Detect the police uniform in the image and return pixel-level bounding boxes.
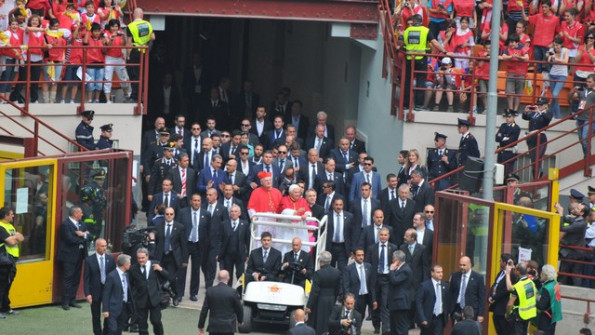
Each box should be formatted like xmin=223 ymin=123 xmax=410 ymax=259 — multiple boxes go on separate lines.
xmin=505 ymin=174 xmax=531 ymax=204
xmin=427 ymin=132 xmax=457 ymax=191
xmin=402 ymin=20 xmax=435 ymax=109
xmin=509 ymin=276 xmax=537 ymax=334
xmin=148 ymin=142 xmax=179 ymax=196
xmin=126 ymin=17 xmax=153 ymax=100
xmin=96 ymin=124 xmax=114 ymax=150
xmin=457 ymin=118 xmax=480 ymax=166
xmin=496 ymin=109 xmax=521 ymax=175
xmin=80 ymin=169 xmax=107 ymax=240
xmin=521 ymin=98 xmax=552 ymax=179
xmin=144 ymin=128 xmax=171 ymax=175
xmin=75 ymin=110 xmax=95 ymax=151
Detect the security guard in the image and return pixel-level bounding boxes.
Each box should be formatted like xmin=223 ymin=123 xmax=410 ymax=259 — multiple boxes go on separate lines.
xmin=457 ymin=118 xmax=480 ymax=167
xmin=505 ymin=173 xmax=531 ymax=205
xmin=96 ymin=124 xmax=114 ymax=150
xmin=126 ymin=8 xmax=155 ymax=100
xmin=144 ymin=127 xmax=171 ymax=177
xmin=496 ymin=109 xmax=521 ymax=175
xmin=148 ymin=141 xmax=178 ymax=200
xmin=427 ymin=132 xmax=456 ymax=191
xmin=400 ymin=14 xmax=446 ymax=110
xmin=506 ymin=262 xmax=537 ymax=334
xmin=80 ymin=169 xmax=108 ymax=240
xmin=75 ymin=110 xmax=95 ymax=151
xmin=0 ymin=207 xmax=24 ymax=317
xmin=521 ymin=97 xmax=552 ymax=179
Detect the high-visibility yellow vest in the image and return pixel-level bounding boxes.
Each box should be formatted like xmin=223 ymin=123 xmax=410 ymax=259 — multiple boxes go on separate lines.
xmin=127 ymin=19 xmax=153 ymax=51
xmin=403 ymin=25 xmax=429 ymax=60
xmin=512 ymin=277 xmax=537 ymax=320
xmin=0 ymin=222 xmax=19 ymax=258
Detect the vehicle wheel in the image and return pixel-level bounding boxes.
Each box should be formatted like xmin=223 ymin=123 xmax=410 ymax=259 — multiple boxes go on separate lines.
xmin=289 ymin=310 xmax=297 ymax=329
xmin=238 ymin=305 xmax=252 ymax=333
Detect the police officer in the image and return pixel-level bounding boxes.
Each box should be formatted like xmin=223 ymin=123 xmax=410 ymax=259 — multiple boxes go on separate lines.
xmin=126 ymin=8 xmax=155 ymax=101
xmin=496 ymin=109 xmax=521 ymax=176
xmin=427 ymin=132 xmax=456 ymax=191
xmin=457 ymin=118 xmax=480 ymax=167
xmin=80 ymin=169 xmax=108 ymax=240
xmin=144 ymin=127 xmax=171 ymax=181
xmin=148 ymin=141 xmax=179 ymax=201
xmin=76 ymin=110 xmax=95 ymax=151
xmin=522 ymin=97 xmax=553 ymax=179
xmin=505 ymin=262 xmax=537 ymax=335
xmin=400 ymin=14 xmax=446 ymax=110
xmin=96 ymin=124 xmax=114 ymax=150
xmin=0 ymin=207 xmax=23 ymax=318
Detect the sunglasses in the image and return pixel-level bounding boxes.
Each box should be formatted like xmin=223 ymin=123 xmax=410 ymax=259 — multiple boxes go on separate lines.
xmin=222 ymin=134 xmax=230 ymax=138
xmin=425 ymin=211 xmax=434 ymax=213
xmin=278 ymin=151 xmax=287 ymax=154
xmin=240 ymin=152 xmax=249 ymax=155
xmin=364 ymin=163 xmax=372 ymax=166
xmin=192 ymin=128 xmax=201 ymax=130
xmin=241 ymin=124 xmax=250 ymax=127
xmin=165 ymin=213 xmax=174 ymax=216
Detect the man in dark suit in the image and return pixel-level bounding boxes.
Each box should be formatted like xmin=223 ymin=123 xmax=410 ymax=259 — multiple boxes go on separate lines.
xmin=299 ymin=149 xmax=325 ymax=191
xmin=176 ymin=194 xmax=211 ymax=302
xmin=448 ymin=256 xmax=486 ymax=323
xmin=167 ymin=153 xmax=196 ymax=208
xmin=148 ymin=178 xmax=181 ymax=223
xmin=200 ymin=88 xmax=230 ymax=130
xmin=349 ymin=157 xmax=381 ymax=202
xmin=451 ymin=306 xmax=481 ymax=334
xmin=305 ymin=251 xmax=343 ymax=335
xmin=367 ymin=227 xmax=397 ymax=334
xmin=273 ymin=144 xmax=292 ymax=175
xmin=288 ymin=309 xmax=316 ymax=335
xmin=385 ymin=185 xmax=416 ymax=247
xmin=317 ymin=181 xmax=345 ymax=214
xmin=426 ymin=132 xmax=457 ymax=191
xmin=250 ymin=107 xmax=273 ymax=144
xmin=344 ymin=125 xmax=365 ymax=154
xmin=224 ymin=158 xmax=250 ymax=204
xmin=182 ymin=52 xmax=209 ymax=118
xmin=410 ymin=169 xmax=435 ymax=214
xmin=351 ymin=183 xmax=381 ymax=245
xmin=281 ymin=237 xmax=313 ymax=287
xmin=315 ymin=158 xmax=346 ymax=197
xmin=326 ymin=198 xmax=354 ymax=272
xmin=359 ymin=209 xmax=394 ymax=251
xmin=147 ymin=141 xmax=179 ymax=199
xmin=305 ymin=124 xmax=334 ymax=160
xmin=150 ymin=207 xmax=188 ymax=305
xmin=415 ymin=265 xmax=450 ymax=335
xmin=249 ymin=151 xmax=281 ymax=188
xmin=197 ymin=154 xmax=226 ymax=197
xmin=400 ymin=228 xmax=430 ymax=328
xmin=245 ymin=231 xmax=282 ymax=283
xmin=343 ymin=248 xmax=373 ymax=320
xmin=388 ymin=250 xmax=413 ymax=335
xmin=379 ymin=174 xmax=399 ymax=211
xmin=264 ymin=115 xmax=286 ymax=150
xmin=198 ymin=270 xmax=243 ymax=335
xmin=328 ymin=294 xmax=363 ymax=335
xmin=220 ymin=183 xmax=248 ymax=221
xmin=309 ymin=111 xmax=336 ymax=143
xmin=102 ymin=254 xmax=132 ymax=335
xmin=192 ymin=137 xmax=213 ymax=173
xmin=284 ymin=100 xmax=310 ymax=142
xmin=129 ymin=248 xmax=169 ymax=335
xmin=84 ymin=238 xmax=116 ymax=335
xmin=412 ymin=213 xmax=434 ymax=266
xmin=186 ymin=123 xmax=204 ymax=168
xmin=203 ymin=188 xmax=229 ymax=289
xmin=219 ymin=204 xmax=250 ymax=284
xmin=234 ymin=79 xmax=260 ymax=120
xmin=150 ymin=72 xmax=180 ymax=125
xmin=57 ymin=206 xmax=92 ymax=310
xmin=488 ymin=254 xmax=516 ymax=335
xmin=329 ymin=138 xmax=358 ymax=178
xmin=221 ymin=130 xmax=242 ymax=163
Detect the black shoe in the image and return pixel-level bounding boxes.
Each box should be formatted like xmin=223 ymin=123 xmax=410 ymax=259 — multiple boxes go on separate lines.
xmin=172 ymin=297 xmax=180 ymax=307
xmin=190 ymin=295 xmax=198 ymax=302
xmin=366 ymin=314 xmax=372 ymax=321
xmin=374 ymin=328 xmax=380 ymax=334
xmin=61 ymin=304 xmax=70 ymax=311
xmin=129 ymin=324 xmax=139 ymax=333
xmin=69 ymin=302 xmax=82 ymax=309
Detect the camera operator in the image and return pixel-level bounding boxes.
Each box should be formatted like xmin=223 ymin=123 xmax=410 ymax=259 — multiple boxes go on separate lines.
xmin=522 ymin=97 xmax=553 ymax=179
xmin=328 ymin=293 xmax=362 ymax=335
xmin=281 ymin=237 xmax=313 ymax=287
xmin=433 ymin=57 xmax=464 ymax=113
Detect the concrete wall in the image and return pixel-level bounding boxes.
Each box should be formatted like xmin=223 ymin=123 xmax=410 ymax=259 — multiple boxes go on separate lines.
xmin=558 ymin=285 xmax=595 ymax=334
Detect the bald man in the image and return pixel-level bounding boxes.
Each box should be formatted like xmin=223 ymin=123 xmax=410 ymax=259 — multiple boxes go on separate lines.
xmin=448 ymin=256 xmax=485 ymax=323
xmin=288 ymin=309 xmax=316 ymax=335
xmin=198 ymin=270 xmax=243 ymax=335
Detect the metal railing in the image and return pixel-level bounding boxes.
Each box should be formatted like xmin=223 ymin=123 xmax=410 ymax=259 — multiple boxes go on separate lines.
xmin=560 ymin=294 xmax=595 ymax=324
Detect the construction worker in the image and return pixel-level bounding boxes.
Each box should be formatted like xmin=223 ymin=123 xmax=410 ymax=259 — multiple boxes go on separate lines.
xmin=126 ymin=7 xmax=155 ymax=101
xmin=505 ymin=262 xmax=537 ymax=334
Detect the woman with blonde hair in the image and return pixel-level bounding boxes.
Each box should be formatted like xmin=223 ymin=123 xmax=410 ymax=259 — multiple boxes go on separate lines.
xmin=404 ymin=149 xmax=427 ymax=185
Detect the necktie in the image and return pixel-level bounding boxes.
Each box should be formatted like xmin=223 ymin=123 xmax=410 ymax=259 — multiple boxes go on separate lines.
xmin=409 ymin=244 xmax=414 ymax=255
xmin=99 ymin=256 xmax=106 ymax=284
xmin=230 ymin=173 xmax=235 ymax=185
xmin=391 ymin=190 xmax=396 ymax=200
xmin=178 ymin=129 xmax=182 ymax=135
xmin=328 ymin=173 xmax=333 ymax=181
xmin=266 ymin=165 xmax=270 ymax=172
xmin=204 ymin=152 xmax=209 ymax=169
xmin=316 ymin=138 xmax=321 ymax=150
xmin=434 ymin=282 xmax=442 ymax=316
xmin=400 ymin=200 xmax=405 ymax=209
xmin=345 ymin=309 xmax=350 ymax=319
xmin=363 ymin=199 xmax=369 ymax=227
xmin=191 ymin=212 xmax=198 ymax=242
xmin=122 ymin=275 xmax=128 ymax=302
xmin=226 ymin=200 xmax=231 ymax=213
xmin=294 ymin=252 xmax=299 ymax=261
xmin=141 ymin=264 xmax=146 ymax=278
xmin=280 ymin=159 xmax=285 ymax=170
xmin=165 ymin=224 xmax=172 ymax=253
xmin=324 ymin=196 xmax=331 ymax=212
xmin=359 ymin=265 xmax=367 ymax=295
xmin=310 ymin=164 xmax=316 ymax=189
xmin=263 ymin=249 xmax=268 ymax=263
xmin=181 ymin=169 xmax=186 ymax=197
xmin=343 ymin=151 xmax=347 ymax=161
xmin=232 ymin=220 xmax=238 ymax=231
xmin=294 ymin=158 xmax=299 ymax=169
xmin=193 ymin=139 xmax=199 ymax=164
xmin=208 ymin=204 xmax=214 ymax=215
xmin=460 ymin=274 xmax=468 ymax=308
xmin=334 ymin=213 xmax=342 ymax=242
xmin=163 ymin=193 xmax=169 ymax=207
xmin=379 ymin=244 xmax=386 ymax=273
xmin=366 ymin=173 xmax=371 ymax=183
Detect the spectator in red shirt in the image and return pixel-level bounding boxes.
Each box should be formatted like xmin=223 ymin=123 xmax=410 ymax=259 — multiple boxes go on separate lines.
xmin=499 ymin=34 xmax=530 ymax=112
xmin=481 ymin=17 xmax=509 ymax=52
xmin=559 ymin=8 xmax=585 ymax=60
xmin=453 ymin=0 xmax=477 ymax=28
xmin=42 ymin=18 xmax=68 ymax=103
xmin=522 ymin=0 xmax=560 ymax=73
xmin=60 ymin=24 xmax=83 ymax=103
xmin=452 ymin=16 xmax=475 ymax=70
xmin=515 ymin=20 xmax=531 ymax=47
xmin=83 ymin=22 xmax=106 ymax=103
xmin=473 ymin=41 xmax=491 ymax=113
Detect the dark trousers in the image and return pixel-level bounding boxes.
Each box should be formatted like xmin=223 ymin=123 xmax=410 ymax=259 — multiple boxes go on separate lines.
xmin=10 ymin=61 xmax=41 ymax=102
xmin=62 ymin=255 xmax=84 ymax=305
xmin=419 ymin=314 xmax=444 ymax=335
xmin=330 ymin=243 xmax=347 ymax=272
xmin=177 ymin=241 xmax=202 ymax=297
xmin=512 ymin=319 xmax=529 ymax=335
xmin=201 ymin=248 xmax=218 ymax=289
xmin=533 ymin=46 xmax=549 ymax=73
xmin=222 ymin=254 xmax=245 ymax=284
xmin=161 ymin=253 xmax=180 ymax=298
xmin=355 ymin=293 xmax=369 ymax=321
xmin=497 ymin=150 xmax=516 ymax=176
xmin=493 ymin=313 xmax=512 ymax=335
xmin=527 ymin=133 xmax=547 ymax=179
xmin=390 ymin=309 xmax=410 ymax=335
xmin=136 ymin=303 xmax=163 ymax=335
xmin=127 ymin=49 xmax=142 ymax=100
xmin=106 ymin=302 xmax=131 ymax=335
xmin=372 ymin=274 xmax=390 ymax=333
xmin=0 ymin=264 xmax=15 ymax=312
xmin=91 ymin=298 xmax=109 ymax=335
xmin=403 ymin=58 xmax=426 ymax=108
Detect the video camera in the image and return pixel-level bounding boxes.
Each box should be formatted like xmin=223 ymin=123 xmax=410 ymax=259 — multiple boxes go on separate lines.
xmin=121 ymin=225 xmax=156 ymax=257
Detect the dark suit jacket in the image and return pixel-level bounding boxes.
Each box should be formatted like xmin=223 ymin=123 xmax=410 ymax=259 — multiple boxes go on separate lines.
xmin=388 ymin=262 xmax=413 ymax=311
xmin=305 ymin=136 xmax=333 ymax=159
xmin=199 ymin=99 xmax=230 ymax=129
xmin=84 ymin=253 xmax=116 ymax=301
xmin=412 ymin=181 xmax=435 ymax=214
xmin=366 ymin=242 xmax=398 ymax=302
xmin=234 ymin=92 xmax=260 ymax=120
xmin=250 ymin=163 xmax=281 ymax=188
xmin=220 ymin=219 xmax=250 ymax=260
xmin=153 ymin=221 xmax=188 ymax=267
xmin=451 ymin=319 xmax=482 ymax=335
xmin=203 ymin=202 xmax=229 ymax=256
xmin=326 ymin=211 xmax=355 ymax=256
xmin=197 ymin=167 xmax=226 ymax=195
xmin=298 ymin=161 xmax=324 ymax=190
xmin=220 ymin=142 xmax=241 ymax=162
xmin=151 ymin=85 xmax=180 ymax=123
xmin=448 ymin=270 xmax=486 ymax=318
xmin=350 ymin=197 xmax=381 ymax=244
xmin=385 ymin=198 xmax=416 ymax=246
xmin=167 ymin=167 xmax=197 ymax=201
xmin=56 ymin=219 xmax=91 ymax=263
xmin=350 ymin=139 xmax=366 ymax=154
xmin=349 ymin=171 xmax=381 ymax=202
xmin=310 ymin=203 xmax=325 ymax=220
xmin=419 ymin=229 xmax=434 ymax=265
xmin=141 ymin=129 xmax=159 ymax=170
xmin=488 ymin=270 xmax=517 ymax=315
xmin=316 ymin=192 xmax=345 ymax=213
xmin=282 ymin=249 xmax=314 ymax=284
xmin=219 ymin=197 xmax=248 ymax=221
xmin=265 ymin=129 xmax=286 ymax=150
xmin=198 ymin=282 xmax=243 ymax=332
xmin=148 ymin=192 xmax=181 ymax=223
xmin=343 ymin=262 xmax=373 ymax=297
xmin=178 ymin=207 xmax=211 ymax=253
xmin=415 ymin=279 xmax=449 ymax=325
xmin=129 ymin=262 xmax=169 ymax=309
xmin=245 ymin=247 xmax=283 ymax=281
xmin=314 ymin=172 xmax=345 ymax=196
xmin=288 ymin=323 xmax=316 ymax=335
xmin=284 ymin=114 xmax=310 ymax=141
xmin=358 ymin=224 xmax=394 ymax=251
xmin=102 ymin=268 xmax=127 ymax=317
xmin=328 ymin=305 xmax=363 ymax=335
xmin=329 ymin=149 xmax=358 ymax=175
xmin=308 ymin=123 xmax=336 ymax=143
xmin=250 ymin=119 xmax=273 ymax=141
xmin=378 ymin=187 xmax=398 ymax=212
xmin=399 ymin=243 xmax=430 ymax=289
